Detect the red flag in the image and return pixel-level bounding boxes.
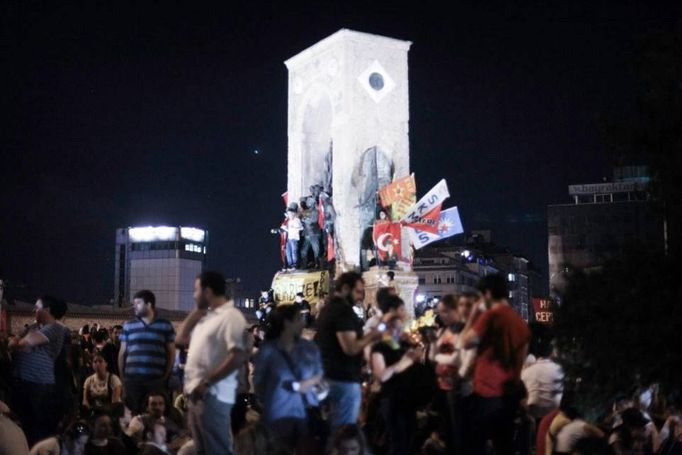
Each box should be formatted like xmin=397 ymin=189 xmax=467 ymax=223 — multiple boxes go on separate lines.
xmin=402 ymin=204 xmax=442 ymax=234
xmin=378 ymin=174 xmax=417 ymax=219
xmin=318 ymin=196 xmax=324 ymax=229
xmin=279 ymin=218 xmax=288 ymax=265
xmin=281 ymin=191 xmax=288 ymax=206
xmin=327 ymin=232 xmax=334 ymax=262
xmin=372 ymin=222 xmax=402 ymax=262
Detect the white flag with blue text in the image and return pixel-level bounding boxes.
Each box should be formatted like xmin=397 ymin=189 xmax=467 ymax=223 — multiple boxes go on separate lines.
xmin=408 ymin=206 xmax=464 ymax=249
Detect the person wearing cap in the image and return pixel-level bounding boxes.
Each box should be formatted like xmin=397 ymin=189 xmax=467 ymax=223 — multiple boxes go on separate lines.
xmin=281 ymin=205 xmax=302 ymax=271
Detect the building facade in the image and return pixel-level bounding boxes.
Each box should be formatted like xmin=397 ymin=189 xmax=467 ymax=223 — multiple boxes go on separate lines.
xmin=114 ymin=226 xmax=208 ymax=312
xmin=412 ymin=234 xmax=534 ymax=321
xmin=547 ymin=166 xmax=663 ymax=297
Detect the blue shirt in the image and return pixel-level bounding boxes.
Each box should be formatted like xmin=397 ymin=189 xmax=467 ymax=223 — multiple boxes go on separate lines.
xmin=254 ymin=339 xmax=323 ymax=423
xmin=121 ymin=317 xmax=175 ymax=379
xmin=12 ymin=323 xmax=66 ymax=384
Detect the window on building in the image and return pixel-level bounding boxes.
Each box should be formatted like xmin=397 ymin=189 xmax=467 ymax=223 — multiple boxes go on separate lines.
xmin=418 ymin=278 xmax=425 ymax=285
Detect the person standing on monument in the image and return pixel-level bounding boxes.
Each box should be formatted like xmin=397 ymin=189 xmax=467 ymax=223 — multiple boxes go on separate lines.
xmin=281 ymin=204 xmax=302 ymax=271
xmin=315 ymin=272 xmax=382 ymax=432
xmin=300 ymin=196 xmax=322 ymax=269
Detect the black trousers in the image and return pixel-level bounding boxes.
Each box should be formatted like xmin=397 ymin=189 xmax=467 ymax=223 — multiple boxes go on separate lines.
xmin=380 ymin=396 xmax=416 ymax=455
xmin=123 ymin=377 xmax=167 ymax=414
xmin=464 ymin=394 xmax=516 ymax=455
xmin=12 ymin=379 xmax=58 ymax=446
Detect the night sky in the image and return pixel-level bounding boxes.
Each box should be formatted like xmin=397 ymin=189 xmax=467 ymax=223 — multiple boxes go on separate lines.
xmin=1 ymin=2 xmax=679 ymax=305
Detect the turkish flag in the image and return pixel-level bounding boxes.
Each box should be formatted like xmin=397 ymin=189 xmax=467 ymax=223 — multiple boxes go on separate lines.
xmin=372 ymin=222 xmax=402 ymax=262
xmin=402 ymin=204 xmax=442 ymax=234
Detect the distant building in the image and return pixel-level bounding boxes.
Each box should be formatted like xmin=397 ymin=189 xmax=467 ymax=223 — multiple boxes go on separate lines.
xmin=547 ymin=166 xmax=664 ymax=297
xmin=412 ymin=232 xmax=535 ymax=321
xmin=114 ymin=226 xmax=208 ymax=311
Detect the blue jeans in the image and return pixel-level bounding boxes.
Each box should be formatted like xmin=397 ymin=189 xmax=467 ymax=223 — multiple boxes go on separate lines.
xmin=327 ymin=380 xmax=362 ymax=431
xmin=286 ymin=239 xmax=299 ymax=268
xmin=188 ymin=393 xmax=234 ymax=455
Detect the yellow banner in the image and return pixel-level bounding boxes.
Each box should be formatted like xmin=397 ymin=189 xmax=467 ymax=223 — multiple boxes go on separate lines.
xmin=272 ymin=270 xmax=330 ymax=306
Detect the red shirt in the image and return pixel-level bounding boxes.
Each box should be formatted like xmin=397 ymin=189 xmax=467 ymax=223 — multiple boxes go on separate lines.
xmin=536 ymin=408 xmax=560 ymax=455
xmin=472 ymin=304 xmax=530 ymax=397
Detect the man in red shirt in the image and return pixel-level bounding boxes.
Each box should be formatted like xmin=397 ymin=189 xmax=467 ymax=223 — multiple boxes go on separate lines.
xmin=461 ymin=274 xmax=530 ymax=455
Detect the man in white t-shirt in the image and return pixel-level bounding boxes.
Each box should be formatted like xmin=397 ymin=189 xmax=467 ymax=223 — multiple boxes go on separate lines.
xmin=521 ymin=343 xmax=564 ymax=419
xmin=176 ymin=271 xmax=247 ymax=455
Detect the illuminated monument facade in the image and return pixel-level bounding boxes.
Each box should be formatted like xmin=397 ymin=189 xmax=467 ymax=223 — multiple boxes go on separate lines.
xmin=114 ymin=226 xmax=208 ymax=311
xmin=284 ymin=29 xmax=418 ymax=311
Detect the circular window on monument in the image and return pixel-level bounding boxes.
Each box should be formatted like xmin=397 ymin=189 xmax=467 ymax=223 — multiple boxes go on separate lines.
xmin=369 ymin=72 xmax=385 ymax=91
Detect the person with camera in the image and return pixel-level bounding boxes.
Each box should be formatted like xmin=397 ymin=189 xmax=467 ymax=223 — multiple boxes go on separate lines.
xmin=254 ymin=304 xmax=326 ymax=452
xmin=370 ymin=296 xmax=424 ymax=455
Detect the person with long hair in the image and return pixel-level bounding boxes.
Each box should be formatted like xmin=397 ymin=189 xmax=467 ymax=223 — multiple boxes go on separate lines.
xmin=254 ymin=304 xmax=325 ymax=452
xmin=370 ymin=296 xmax=424 ymax=455
xmin=82 ymin=353 xmax=122 ymax=411
xmin=29 ymin=420 xmax=90 ymax=455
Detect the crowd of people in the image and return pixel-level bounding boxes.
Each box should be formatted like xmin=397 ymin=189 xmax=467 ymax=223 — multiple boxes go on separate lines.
xmin=0 ymin=271 xmax=680 ymax=455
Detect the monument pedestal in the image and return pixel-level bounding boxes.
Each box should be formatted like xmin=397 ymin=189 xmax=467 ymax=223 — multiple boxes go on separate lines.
xmin=362 ymin=267 xmax=419 ymax=317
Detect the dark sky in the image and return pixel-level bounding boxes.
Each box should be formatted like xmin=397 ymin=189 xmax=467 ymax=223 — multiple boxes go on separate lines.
xmin=1 ymin=1 xmax=679 ymax=304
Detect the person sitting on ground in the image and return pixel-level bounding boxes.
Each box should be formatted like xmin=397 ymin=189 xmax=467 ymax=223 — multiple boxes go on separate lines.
xmin=138 ymin=420 xmax=172 ymax=455
xmin=85 ymin=410 xmax=126 ymax=455
xmin=233 ymin=423 xmax=277 ymax=455
xmin=82 ymin=353 xmax=122 ymax=411
xmin=124 ymin=392 xmax=185 ymax=450
xmin=331 ymin=424 xmax=369 ymax=455
xmin=547 ymin=393 xmax=604 ymax=455
xmin=29 ymin=420 xmax=90 ymax=455
xmin=609 ymin=407 xmax=654 ymax=455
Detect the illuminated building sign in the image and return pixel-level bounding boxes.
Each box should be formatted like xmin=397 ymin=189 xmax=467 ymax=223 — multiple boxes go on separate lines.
xmin=532 ymin=298 xmax=554 ymax=324
xmin=181 ymin=227 xmax=206 ymax=243
xmin=129 ymin=226 xmax=178 ymax=242
xmin=568 ymin=182 xmax=645 ymax=196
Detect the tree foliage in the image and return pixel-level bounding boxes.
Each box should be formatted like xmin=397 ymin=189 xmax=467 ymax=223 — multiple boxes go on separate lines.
xmin=554 ymin=248 xmax=682 ymax=414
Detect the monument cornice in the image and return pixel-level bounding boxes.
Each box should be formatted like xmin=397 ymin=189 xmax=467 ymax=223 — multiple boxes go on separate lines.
xmin=284 ymin=28 xmax=412 ymax=70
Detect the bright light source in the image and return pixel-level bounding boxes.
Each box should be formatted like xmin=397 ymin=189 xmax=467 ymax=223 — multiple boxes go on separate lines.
xmin=433 ymin=297 xmax=440 ymax=303
xmin=181 ymin=227 xmax=205 ymax=243
xmin=508 ymin=273 xmax=515 ymax=282
xmin=129 ymin=226 xmax=178 ymax=242
xmin=461 ymin=250 xmax=471 ymax=258
xmin=416 ymin=294 xmax=426 ymax=304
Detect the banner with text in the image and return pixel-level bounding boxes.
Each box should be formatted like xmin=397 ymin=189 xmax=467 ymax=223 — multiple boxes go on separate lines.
xmin=408 ymin=206 xmax=464 ymax=249
xmin=532 ymin=298 xmax=555 ymax=324
xmin=378 ymin=174 xmax=417 ymax=220
xmin=401 ymin=179 xmax=450 ymax=225
xmin=272 ymin=270 xmax=330 ymax=306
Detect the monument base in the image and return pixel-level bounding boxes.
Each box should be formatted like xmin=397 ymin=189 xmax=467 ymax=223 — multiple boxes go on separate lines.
xmin=271 ymin=269 xmax=330 ymax=310
xmin=362 ymin=267 xmax=419 ymax=318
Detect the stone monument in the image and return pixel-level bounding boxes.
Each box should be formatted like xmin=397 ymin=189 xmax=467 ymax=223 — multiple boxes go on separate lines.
xmin=283 ymin=29 xmax=418 ymax=314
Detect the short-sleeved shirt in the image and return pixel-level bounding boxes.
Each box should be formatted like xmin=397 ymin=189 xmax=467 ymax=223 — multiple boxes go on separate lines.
xmin=472 ymin=304 xmax=530 ymax=397
xmin=12 ymin=322 xmax=66 ymax=384
xmin=184 ymin=302 xmax=247 ymax=404
xmin=371 ymin=341 xmax=412 ymax=398
xmin=315 ymin=296 xmax=363 ymax=382
xmin=120 ymin=318 xmax=175 ymax=379
xmin=254 ymin=339 xmax=323 ymax=423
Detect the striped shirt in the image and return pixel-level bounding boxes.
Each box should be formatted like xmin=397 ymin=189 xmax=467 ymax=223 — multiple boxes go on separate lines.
xmin=11 ymin=322 xmax=66 ymax=384
xmin=121 ymin=317 xmax=175 ymax=379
